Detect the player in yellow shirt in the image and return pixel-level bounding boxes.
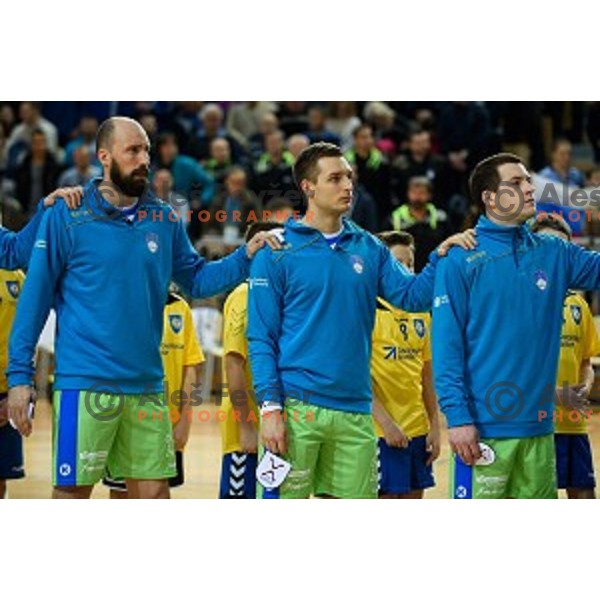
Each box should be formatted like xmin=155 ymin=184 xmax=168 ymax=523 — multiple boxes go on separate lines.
xmin=220 ymin=221 xmax=284 ymax=498
xmin=531 ymin=214 xmax=600 ymax=498
xmin=0 ymin=269 xmax=26 ymax=498
xmin=104 ymin=291 xmax=204 ymax=497
xmin=371 ymin=231 xmax=440 ymax=498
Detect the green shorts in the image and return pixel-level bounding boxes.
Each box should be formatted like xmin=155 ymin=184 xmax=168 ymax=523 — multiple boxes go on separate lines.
xmin=450 ymin=434 xmax=557 ymax=499
xmin=258 ymin=402 xmax=378 ymax=499
xmin=53 ymin=389 xmax=177 ymax=487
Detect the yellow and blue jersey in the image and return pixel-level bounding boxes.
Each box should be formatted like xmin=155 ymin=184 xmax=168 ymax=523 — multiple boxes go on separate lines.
xmin=0 ymin=269 xmax=25 ymax=394
xmin=371 ymin=298 xmax=431 ymax=439
xmin=161 ymin=294 xmax=205 ymax=413
xmin=555 ymin=292 xmax=600 ymax=434
xmin=221 ymin=283 xmax=259 ymax=455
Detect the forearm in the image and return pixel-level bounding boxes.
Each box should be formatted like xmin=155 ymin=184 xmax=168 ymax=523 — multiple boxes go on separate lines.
xmin=0 ymin=200 xmax=45 ymax=270
xmin=225 ymin=354 xmax=255 ymax=419
xmin=422 ymin=362 xmax=440 ymax=430
xmin=372 ymin=392 xmax=395 ymax=431
xmin=190 ymin=246 xmax=250 ymax=298
xmin=580 ymin=360 xmax=595 ymax=396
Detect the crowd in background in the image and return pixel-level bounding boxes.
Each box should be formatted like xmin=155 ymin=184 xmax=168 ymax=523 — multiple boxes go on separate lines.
xmin=2 ymin=101 xmax=600 ymax=272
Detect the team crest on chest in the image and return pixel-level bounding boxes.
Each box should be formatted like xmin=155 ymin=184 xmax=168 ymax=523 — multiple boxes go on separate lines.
xmin=146 ymin=232 xmax=159 ymax=254
xmin=350 ymin=255 xmax=364 ymax=275
xmin=570 ymin=305 xmax=582 ymax=325
xmin=534 ymin=270 xmax=548 ymax=291
xmin=169 ymin=314 xmax=183 ymax=334
xmin=5 ymin=281 xmax=20 ymax=299
xmin=413 ymin=318 xmax=426 ymax=338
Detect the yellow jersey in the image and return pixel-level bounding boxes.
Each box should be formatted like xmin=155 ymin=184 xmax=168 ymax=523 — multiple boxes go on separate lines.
xmin=161 ymin=294 xmax=205 ymax=412
xmin=555 ymin=292 xmax=600 ymax=434
xmin=0 ymin=269 xmax=25 ymax=394
xmin=371 ymin=298 xmax=431 ymax=439
xmin=220 ymin=283 xmax=259 ymax=455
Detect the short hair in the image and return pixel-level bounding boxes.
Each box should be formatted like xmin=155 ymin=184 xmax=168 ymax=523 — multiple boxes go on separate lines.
xmin=292 ymin=142 xmax=343 ymax=187
xmin=265 ymin=197 xmax=294 ymax=212
xmin=245 ymin=220 xmax=283 ymax=242
xmin=96 ymin=118 xmax=116 ymax=151
xmin=530 ymin=213 xmax=572 ymax=241
xmin=551 ymin=137 xmax=571 ymax=153
xmin=31 ymin=128 xmax=46 ymax=139
xmin=156 ymin=131 xmax=177 ymax=150
xmin=352 ymin=123 xmax=371 ymax=139
xmin=408 ymin=176 xmax=432 ymax=191
xmin=376 ymin=230 xmax=415 ymax=251
xmin=468 ymin=153 xmax=523 ymax=205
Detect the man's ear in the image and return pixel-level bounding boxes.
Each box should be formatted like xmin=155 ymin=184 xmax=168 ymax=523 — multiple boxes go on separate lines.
xmin=97 ymin=148 xmax=110 ymax=171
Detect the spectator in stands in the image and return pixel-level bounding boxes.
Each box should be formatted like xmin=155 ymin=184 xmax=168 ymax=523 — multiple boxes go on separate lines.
xmin=287 ymin=134 xmax=310 ymax=160
xmin=226 ymin=102 xmax=277 ymax=145
xmin=587 ymin=167 xmax=600 ymax=188
xmin=58 ymin=145 xmax=101 ymax=187
xmin=139 ymin=112 xmax=159 ymax=148
xmin=14 ymin=129 xmax=59 ymax=215
xmin=363 ymin=101 xmax=410 ymax=157
xmin=251 ymin=130 xmax=296 ymax=201
xmin=277 ymin=101 xmax=309 ymax=137
xmin=392 ymin=128 xmax=453 ymax=209
xmin=211 ymin=166 xmax=261 ymax=236
xmin=0 ymin=103 xmax=16 ymax=137
xmin=345 ymin=124 xmax=392 ymax=227
xmin=204 ymin=137 xmax=234 ymax=190
xmin=305 ymin=106 xmax=341 ymax=145
xmin=539 ymin=138 xmax=586 ymax=187
xmin=167 ymin=101 xmax=204 ymax=152
xmin=64 ymin=115 xmax=98 ymax=167
xmin=438 ymin=101 xmax=492 ymax=172
xmin=390 ymin=177 xmax=451 ymax=272
xmin=326 ymin=101 xmax=361 ymax=149
xmin=154 ymin=132 xmax=215 ymax=208
xmin=188 ymin=103 xmax=245 ymax=163
xmin=248 ymin=112 xmax=279 ymax=159
xmin=152 ymin=168 xmax=190 ymax=229
xmin=6 ymin=102 xmax=60 ymax=164
xmin=536 ymin=138 xmax=587 ymax=236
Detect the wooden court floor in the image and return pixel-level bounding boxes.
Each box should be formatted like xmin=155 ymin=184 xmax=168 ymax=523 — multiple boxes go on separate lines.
xmin=6 ymin=400 xmax=600 ymax=499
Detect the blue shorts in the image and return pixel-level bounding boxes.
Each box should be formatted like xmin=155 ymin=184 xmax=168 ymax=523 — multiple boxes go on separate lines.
xmin=377 ymin=435 xmax=434 ymax=495
xmin=0 ymin=423 xmax=25 ymax=480
xmin=555 ymin=433 xmax=596 ymax=490
xmin=219 ymin=452 xmax=258 ymax=499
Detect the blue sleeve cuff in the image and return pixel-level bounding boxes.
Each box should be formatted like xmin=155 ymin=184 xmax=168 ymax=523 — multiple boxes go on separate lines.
xmin=8 ymin=372 xmax=34 ymax=388
xmin=443 ymin=404 xmax=474 ymax=428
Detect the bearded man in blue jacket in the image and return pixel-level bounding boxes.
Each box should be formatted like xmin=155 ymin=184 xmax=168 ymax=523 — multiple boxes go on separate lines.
xmin=248 ymin=142 xmax=476 ymax=499
xmin=433 ymin=152 xmax=600 ymax=499
xmin=7 ymin=117 xmax=278 ymax=500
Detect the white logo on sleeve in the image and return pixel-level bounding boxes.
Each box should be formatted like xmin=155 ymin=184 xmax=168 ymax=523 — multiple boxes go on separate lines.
xmin=249 ymin=278 xmax=269 ymax=289
xmin=34 ymin=240 xmax=47 ymax=249
xmin=433 ymin=295 xmax=449 ymax=308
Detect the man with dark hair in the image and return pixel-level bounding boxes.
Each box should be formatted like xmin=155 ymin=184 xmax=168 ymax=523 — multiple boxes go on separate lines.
xmin=7 ymin=116 xmax=280 ymax=500
xmin=433 ymin=152 xmax=600 ymax=499
xmin=248 ymin=142 xmax=475 ymax=499
xmin=371 ymin=230 xmax=440 ymax=499
xmin=530 ymin=214 xmax=599 ymax=499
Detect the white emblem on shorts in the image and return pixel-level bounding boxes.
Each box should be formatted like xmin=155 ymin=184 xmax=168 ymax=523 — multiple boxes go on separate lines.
xmin=475 ymin=442 xmax=496 ymax=466
xmin=59 ymin=463 xmax=72 ymax=477
xmin=455 ymin=485 xmax=467 ymax=499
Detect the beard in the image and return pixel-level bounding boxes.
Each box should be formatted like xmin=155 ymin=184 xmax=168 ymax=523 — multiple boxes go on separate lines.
xmin=110 ymin=159 xmax=148 ymax=198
